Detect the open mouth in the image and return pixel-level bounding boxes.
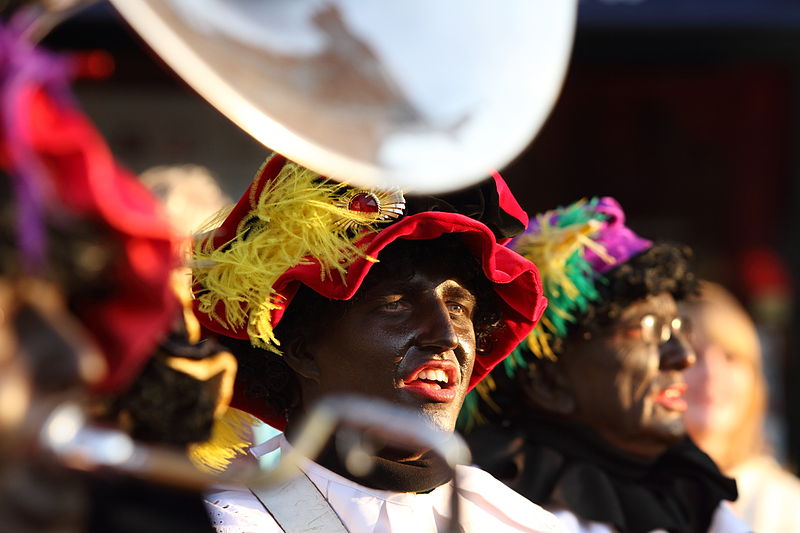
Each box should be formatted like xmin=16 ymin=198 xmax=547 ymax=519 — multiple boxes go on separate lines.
xmin=653 ymin=383 xmax=688 ymax=412
xmin=401 ymin=360 xmax=458 ymax=402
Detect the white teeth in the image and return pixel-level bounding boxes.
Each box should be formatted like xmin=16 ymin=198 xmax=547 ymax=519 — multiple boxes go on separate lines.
xmin=418 ymin=369 xmax=449 ymax=384
xmin=664 ymin=389 xmax=679 ymax=399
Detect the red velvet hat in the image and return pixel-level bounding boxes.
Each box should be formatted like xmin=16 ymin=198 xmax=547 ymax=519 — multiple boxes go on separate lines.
xmin=192 ymin=154 xmax=545 ymax=427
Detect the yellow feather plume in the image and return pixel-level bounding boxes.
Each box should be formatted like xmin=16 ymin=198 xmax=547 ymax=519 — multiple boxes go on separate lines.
xmin=512 ymin=199 xmax=615 ymax=359
xmin=188 ymin=407 xmax=258 ymax=473
xmin=193 ymin=156 xmax=386 ymax=352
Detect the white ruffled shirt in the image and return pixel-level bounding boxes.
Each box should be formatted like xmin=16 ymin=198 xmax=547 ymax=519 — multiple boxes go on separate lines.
xmin=205 ymin=435 xmax=566 ymax=533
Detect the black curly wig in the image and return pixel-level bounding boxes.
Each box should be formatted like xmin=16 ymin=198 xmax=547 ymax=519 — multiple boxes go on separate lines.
xmin=574 ymin=242 xmax=696 ymax=331
xmin=539 ymin=241 xmax=698 ymax=355
xmin=224 ymin=234 xmax=504 ymax=422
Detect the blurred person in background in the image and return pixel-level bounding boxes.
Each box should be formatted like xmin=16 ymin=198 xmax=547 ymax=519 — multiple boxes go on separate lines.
xmin=140 ymin=164 xmax=232 ymax=252
xmin=682 ymin=281 xmax=800 ymax=532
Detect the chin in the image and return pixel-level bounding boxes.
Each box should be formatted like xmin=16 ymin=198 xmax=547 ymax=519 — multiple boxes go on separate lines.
xmin=395 ymin=387 xmax=465 ymax=432
xmin=651 ymin=419 xmax=688 ymax=444
xmin=416 ymin=404 xmax=460 ymax=433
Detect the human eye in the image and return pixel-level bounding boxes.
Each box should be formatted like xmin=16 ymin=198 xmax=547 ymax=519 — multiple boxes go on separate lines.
xmin=443 ymin=285 xmax=476 ymax=318
xmin=621 ymin=315 xmax=649 ymax=338
xmin=448 ymin=302 xmax=465 ymax=314
xmin=621 ymin=314 xmax=661 ymax=343
xmin=447 ymin=300 xmax=473 ymax=318
xmin=377 ymin=297 xmax=409 ymax=313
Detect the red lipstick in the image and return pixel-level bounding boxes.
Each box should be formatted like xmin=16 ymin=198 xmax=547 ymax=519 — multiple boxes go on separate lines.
xmin=401 ymin=360 xmax=458 ymax=402
xmin=654 ymin=383 xmax=688 ymax=412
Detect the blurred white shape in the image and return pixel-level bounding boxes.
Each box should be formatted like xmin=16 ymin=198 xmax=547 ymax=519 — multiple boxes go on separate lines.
xmin=42 ymin=403 xmax=84 ymax=451
xmin=43 ymin=403 xmax=137 ymax=467
xmin=110 ymin=0 xmax=577 ymax=193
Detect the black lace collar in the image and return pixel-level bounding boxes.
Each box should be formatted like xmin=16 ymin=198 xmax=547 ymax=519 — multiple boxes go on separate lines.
xmin=467 ymin=417 xmax=738 ymax=533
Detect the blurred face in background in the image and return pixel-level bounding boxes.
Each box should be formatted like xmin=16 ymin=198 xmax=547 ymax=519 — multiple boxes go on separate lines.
xmin=680 ymin=282 xmax=764 ymax=468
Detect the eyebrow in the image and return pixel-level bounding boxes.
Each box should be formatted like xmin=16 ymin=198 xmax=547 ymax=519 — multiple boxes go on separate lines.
xmin=439 ymin=283 xmax=477 ymax=304
xmin=621 ymin=302 xmax=678 ymax=323
xmin=361 ymin=279 xmax=477 ymax=301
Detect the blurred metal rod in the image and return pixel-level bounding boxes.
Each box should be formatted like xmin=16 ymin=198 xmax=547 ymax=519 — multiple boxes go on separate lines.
xmin=287 ymin=394 xmax=470 ymax=533
xmin=292 ymin=394 xmax=471 ymax=472
xmin=41 ymin=395 xmax=471 ymax=530
xmin=18 ymin=0 xmax=100 ymax=43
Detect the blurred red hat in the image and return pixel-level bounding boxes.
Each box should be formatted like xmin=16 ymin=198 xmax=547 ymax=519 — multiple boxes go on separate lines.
xmin=0 ymin=29 xmax=177 ymax=392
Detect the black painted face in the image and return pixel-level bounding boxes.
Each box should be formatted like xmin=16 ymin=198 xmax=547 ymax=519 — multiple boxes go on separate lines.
xmin=559 ymin=292 xmax=696 ymax=457
xmin=291 ymin=248 xmax=480 ymax=433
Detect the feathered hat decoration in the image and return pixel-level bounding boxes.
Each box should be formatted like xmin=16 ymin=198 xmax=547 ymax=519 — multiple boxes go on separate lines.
xmin=459 ymin=197 xmax=651 ymax=428
xmin=193 ymin=154 xmax=406 ymax=353
xmin=504 ymin=196 xmax=652 ymax=371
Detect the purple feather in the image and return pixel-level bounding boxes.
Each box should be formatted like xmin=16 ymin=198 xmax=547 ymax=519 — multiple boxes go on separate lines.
xmin=583 ymin=197 xmax=653 ymax=275
xmin=1 ymin=12 xmax=75 ymax=271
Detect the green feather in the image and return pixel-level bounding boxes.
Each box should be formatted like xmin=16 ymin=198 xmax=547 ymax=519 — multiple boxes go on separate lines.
xmin=460 ymin=197 xmax=613 ymax=428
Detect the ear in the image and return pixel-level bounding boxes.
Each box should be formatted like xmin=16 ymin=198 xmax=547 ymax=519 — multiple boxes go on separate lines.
xmin=282 ymin=336 xmax=321 ymax=384
xmin=520 ymin=358 xmax=575 ymax=416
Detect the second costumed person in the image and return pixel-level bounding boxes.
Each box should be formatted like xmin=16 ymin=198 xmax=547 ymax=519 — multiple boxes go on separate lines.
xmin=461 ymin=197 xmax=749 ymax=533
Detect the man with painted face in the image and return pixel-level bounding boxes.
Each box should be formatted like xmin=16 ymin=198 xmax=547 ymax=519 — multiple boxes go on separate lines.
xmin=192 ymin=154 xmax=566 ymax=532
xmin=461 ymin=198 xmax=748 ymax=533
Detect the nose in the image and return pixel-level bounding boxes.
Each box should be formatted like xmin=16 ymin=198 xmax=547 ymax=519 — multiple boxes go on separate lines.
xmin=415 ymin=299 xmax=459 ymax=353
xmin=659 ymin=333 xmax=696 ymax=371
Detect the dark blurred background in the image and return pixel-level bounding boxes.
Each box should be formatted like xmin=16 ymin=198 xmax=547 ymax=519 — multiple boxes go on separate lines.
xmin=43 ymin=0 xmax=800 ymax=468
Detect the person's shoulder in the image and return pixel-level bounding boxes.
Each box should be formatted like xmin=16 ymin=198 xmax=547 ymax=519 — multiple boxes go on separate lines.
xmin=707 ymin=503 xmax=750 ymax=533
xmin=762 ymin=458 xmax=800 ymax=502
xmin=456 ymin=464 xmax=568 ymax=533
xmin=733 ymin=455 xmax=800 ymax=532
xmin=737 ymin=455 xmax=800 ymax=499
xmin=204 ymin=486 xmax=282 ymax=533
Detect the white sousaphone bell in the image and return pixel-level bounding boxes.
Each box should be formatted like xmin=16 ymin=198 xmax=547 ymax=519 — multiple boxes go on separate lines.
xmin=109 ymin=0 xmax=577 ymax=193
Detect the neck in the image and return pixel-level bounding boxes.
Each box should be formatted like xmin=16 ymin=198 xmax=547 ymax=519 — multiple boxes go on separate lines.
xmin=313 ymin=437 xmax=452 ymax=492
xmin=377 ymin=444 xmax=429 ymax=462
xmin=594 ymin=427 xmax=670 ymax=460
